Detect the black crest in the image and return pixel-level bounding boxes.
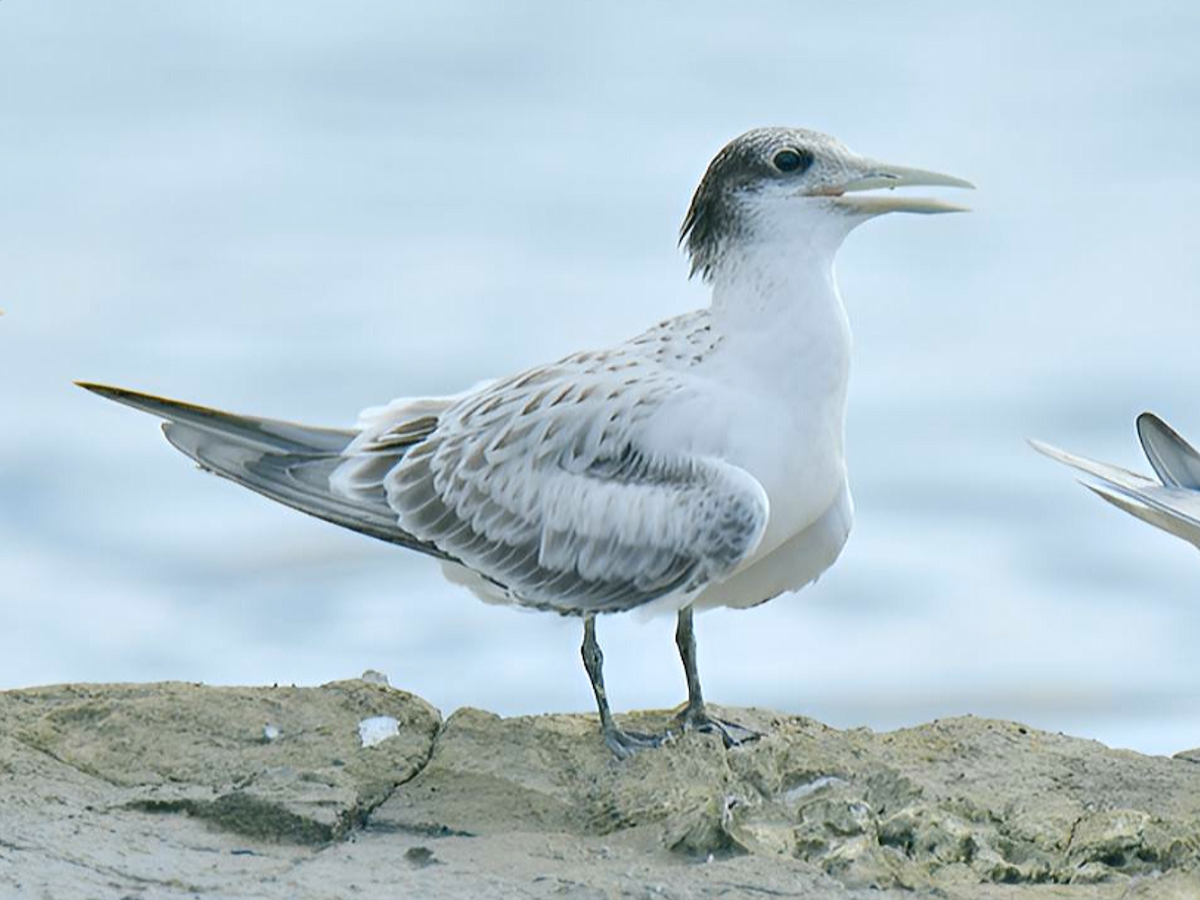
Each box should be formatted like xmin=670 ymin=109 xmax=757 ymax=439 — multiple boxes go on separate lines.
xmin=679 ymin=129 xmax=791 ymax=281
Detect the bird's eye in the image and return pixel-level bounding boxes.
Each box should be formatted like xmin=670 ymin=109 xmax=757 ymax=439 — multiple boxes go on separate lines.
xmin=773 ymin=149 xmax=812 ymax=174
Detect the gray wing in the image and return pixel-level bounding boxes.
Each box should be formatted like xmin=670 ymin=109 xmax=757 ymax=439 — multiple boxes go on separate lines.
xmin=372 ymin=361 xmax=770 ymax=614
xmin=78 ymin=382 xmax=453 ymax=559
xmin=1030 ymin=434 xmax=1200 ymax=550
xmin=1083 ymin=482 xmax=1200 ymax=548
xmin=1137 ymin=412 xmax=1200 ymax=490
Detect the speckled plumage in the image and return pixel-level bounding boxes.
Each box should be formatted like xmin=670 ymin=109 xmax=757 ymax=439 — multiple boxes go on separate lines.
xmin=331 ymin=309 xmax=761 ymax=615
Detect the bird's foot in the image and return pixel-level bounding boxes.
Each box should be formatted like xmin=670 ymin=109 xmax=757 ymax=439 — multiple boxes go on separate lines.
xmin=602 ymin=723 xmax=665 ymax=760
xmin=674 ymin=705 xmax=761 ymax=748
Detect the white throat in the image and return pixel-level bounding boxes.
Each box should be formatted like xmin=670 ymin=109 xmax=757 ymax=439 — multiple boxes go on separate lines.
xmin=709 ymin=204 xmax=854 ymax=323
xmin=704 ymin=208 xmax=856 ymax=411
xmin=706 ymin=201 xmax=856 ymax=319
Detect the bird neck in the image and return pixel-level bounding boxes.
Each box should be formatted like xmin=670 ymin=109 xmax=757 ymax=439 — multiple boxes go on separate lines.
xmin=707 ymin=230 xmax=848 ymax=334
xmin=704 ymin=231 xmax=853 ymax=408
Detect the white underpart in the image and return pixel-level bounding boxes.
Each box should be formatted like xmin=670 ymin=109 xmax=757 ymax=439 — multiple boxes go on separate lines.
xmin=330 ymin=195 xmax=859 ymax=617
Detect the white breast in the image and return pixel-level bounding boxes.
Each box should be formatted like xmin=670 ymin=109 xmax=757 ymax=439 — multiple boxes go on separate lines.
xmin=677 ymin=240 xmax=856 ymax=606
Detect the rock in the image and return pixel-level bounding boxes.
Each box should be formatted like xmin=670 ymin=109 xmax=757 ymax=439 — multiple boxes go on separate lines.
xmin=1 ymin=679 xmax=439 ymax=844
xmin=360 ymin=669 xmax=390 ymax=686
xmin=1 ymin=683 xmax=1199 ymax=899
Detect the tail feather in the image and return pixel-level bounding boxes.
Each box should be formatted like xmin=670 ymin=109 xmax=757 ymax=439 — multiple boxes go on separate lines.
xmin=79 ymin=382 xmax=451 ymax=560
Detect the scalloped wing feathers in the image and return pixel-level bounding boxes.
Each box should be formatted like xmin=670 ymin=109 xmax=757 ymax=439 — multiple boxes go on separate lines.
xmin=377 ymin=353 xmax=769 ymax=614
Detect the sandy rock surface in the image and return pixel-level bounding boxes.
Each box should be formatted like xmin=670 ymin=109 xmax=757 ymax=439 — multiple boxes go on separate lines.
xmin=1 ymin=680 xmax=1198 ymax=899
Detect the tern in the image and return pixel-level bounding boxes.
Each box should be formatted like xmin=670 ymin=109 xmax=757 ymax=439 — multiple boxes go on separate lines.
xmin=1032 ymin=414 xmax=1200 ymax=550
xmin=79 ymin=127 xmax=972 ymax=757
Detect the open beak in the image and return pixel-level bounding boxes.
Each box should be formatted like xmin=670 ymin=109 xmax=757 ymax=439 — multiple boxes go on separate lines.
xmin=820 ymin=158 xmax=974 ymax=215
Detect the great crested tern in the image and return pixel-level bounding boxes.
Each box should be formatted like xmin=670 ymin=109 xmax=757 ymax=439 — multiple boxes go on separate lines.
xmin=1033 ymin=413 xmax=1200 ymax=550
xmin=80 ymin=127 xmax=972 ymax=757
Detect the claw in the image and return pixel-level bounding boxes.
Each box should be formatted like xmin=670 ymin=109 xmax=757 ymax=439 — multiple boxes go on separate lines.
xmin=674 ymin=707 xmax=761 ymax=748
xmin=603 ymin=725 xmax=665 ymax=760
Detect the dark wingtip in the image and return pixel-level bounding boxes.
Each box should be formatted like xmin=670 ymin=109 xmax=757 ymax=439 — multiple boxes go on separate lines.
xmin=76 ymin=381 xmax=123 ymax=398
xmin=1136 ymin=411 xmax=1178 ymax=458
xmin=1136 ymin=410 xmax=1200 ymax=490
xmin=76 ymin=381 xmax=152 ymax=403
xmin=1136 ymin=411 xmax=1167 ymax=435
xmin=74 ymin=381 xmax=194 ymax=421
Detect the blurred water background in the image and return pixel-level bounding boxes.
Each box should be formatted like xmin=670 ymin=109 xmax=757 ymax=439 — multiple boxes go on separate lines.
xmin=3 ymin=1 xmax=1200 ymax=755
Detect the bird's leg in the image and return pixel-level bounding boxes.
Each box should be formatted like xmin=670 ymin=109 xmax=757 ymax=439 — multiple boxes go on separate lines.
xmin=581 ymin=614 xmax=661 ymax=759
xmin=673 ymin=605 xmax=760 ymax=747
xmin=676 ymin=605 xmax=706 ymax=719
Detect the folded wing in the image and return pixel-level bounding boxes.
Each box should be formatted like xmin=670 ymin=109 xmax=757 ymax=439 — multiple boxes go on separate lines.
xmin=83 ymin=361 xmax=770 ymax=614
xmin=374 ymin=360 xmax=770 ymax=614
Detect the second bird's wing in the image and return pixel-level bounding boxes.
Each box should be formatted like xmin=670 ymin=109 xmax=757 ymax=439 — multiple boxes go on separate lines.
xmin=1137 ymin=412 xmax=1200 ymax=490
xmin=1082 ymin=482 xmax=1200 ymax=548
xmin=1029 ymin=438 xmax=1158 ymax=494
xmin=1031 ymin=434 xmax=1200 ymax=550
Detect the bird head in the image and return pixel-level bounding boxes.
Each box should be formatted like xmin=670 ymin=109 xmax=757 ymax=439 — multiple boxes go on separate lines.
xmin=681 ymin=127 xmax=972 ymax=280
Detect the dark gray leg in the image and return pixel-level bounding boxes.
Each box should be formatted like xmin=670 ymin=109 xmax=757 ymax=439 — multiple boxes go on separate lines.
xmin=581 ymin=614 xmax=661 ymax=758
xmin=673 ymin=606 xmax=759 ymax=746
xmin=675 ymin=605 xmax=706 ymax=720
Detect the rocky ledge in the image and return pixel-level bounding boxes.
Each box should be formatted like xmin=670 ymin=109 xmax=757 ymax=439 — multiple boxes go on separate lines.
xmin=1 ymin=678 xmax=1199 ymax=899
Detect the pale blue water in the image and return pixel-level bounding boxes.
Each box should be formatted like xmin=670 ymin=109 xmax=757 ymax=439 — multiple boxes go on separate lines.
xmin=3 ymin=1 xmax=1200 ymax=755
